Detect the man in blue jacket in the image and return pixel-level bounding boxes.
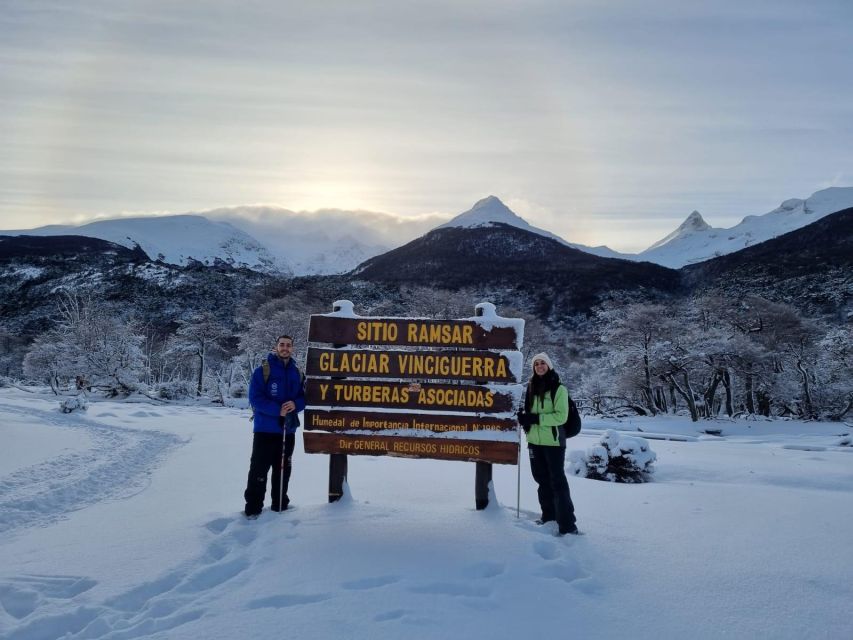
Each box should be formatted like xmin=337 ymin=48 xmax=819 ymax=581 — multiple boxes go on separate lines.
xmin=243 ymin=334 xmax=306 ymax=518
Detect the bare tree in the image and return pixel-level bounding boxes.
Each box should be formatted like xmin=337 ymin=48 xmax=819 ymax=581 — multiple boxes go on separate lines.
xmin=171 ymin=313 xmax=233 ymax=396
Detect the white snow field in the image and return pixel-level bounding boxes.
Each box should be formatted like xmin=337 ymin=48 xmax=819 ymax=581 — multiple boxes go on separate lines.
xmin=1 ymin=387 xmax=851 ymax=640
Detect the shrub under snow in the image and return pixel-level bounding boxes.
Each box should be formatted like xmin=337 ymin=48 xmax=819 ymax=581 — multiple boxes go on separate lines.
xmin=155 ymin=380 xmax=197 ymax=400
xmin=60 ymin=395 xmax=88 ymax=414
xmin=569 ymin=429 xmax=656 ymax=483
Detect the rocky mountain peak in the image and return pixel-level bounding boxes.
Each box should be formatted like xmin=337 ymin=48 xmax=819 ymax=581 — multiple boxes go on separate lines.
xmin=438 ymin=195 xmax=528 ymax=229
xmin=680 ymin=210 xmax=710 ymax=232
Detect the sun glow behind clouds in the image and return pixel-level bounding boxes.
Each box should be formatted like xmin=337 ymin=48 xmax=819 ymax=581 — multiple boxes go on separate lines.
xmin=277 ymin=181 xmax=387 ymax=214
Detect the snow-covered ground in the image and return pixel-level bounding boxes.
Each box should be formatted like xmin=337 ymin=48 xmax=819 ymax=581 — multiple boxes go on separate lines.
xmin=1 ymin=387 xmax=851 ymax=640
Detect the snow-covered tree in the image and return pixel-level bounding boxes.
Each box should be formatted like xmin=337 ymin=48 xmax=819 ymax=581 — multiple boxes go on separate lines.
xmin=22 ymin=330 xmax=72 ymax=393
xmin=23 ymin=291 xmax=145 ymax=395
xmin=170 ymin=313 xmax=233 ymax=396
xmin=815 ymin=326 xmax=853 ymax=420
xmin=597 ymin=303 xmax=677 ymax=416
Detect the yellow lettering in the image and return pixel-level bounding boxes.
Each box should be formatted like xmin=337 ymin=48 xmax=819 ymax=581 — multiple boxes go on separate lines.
xmin=319 ymin=352 xmax=331 ymax=372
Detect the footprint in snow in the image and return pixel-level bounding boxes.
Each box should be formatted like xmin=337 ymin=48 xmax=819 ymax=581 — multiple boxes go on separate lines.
xmin=0 ymin=575 xmax=97 ymax=620
xmin=374 ymin=609 xmax=407 ymax=622
xmin=246 ymin=593 xmax=332 ymax=609
xmin=533 ymin=540 xmax=560 ymax=561
xmin=203 ymin=517 xmax=231 ymax=535
xmin=535 ymin=557 xmax=589 ymax=584
xmin=408 ymin=582 xmax=491 ymax=598
xmin=341 ymin=575 xmax=400 ymax=590
xmin=461 ymin=561 xmax=505 ymax=579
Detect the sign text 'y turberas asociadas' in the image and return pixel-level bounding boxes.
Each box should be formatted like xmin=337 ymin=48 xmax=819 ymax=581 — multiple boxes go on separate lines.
xmin=303 ymin=301 xmax=525 ymax=465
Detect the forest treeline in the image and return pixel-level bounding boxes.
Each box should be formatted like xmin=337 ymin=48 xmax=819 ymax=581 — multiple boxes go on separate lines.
xmin=2 ymin=287 xmax=850 ymax=422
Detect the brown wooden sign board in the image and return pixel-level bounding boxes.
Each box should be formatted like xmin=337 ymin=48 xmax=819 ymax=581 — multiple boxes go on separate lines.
xmin=305 ymin=379 xmax=517 ymax=414
xmin=303 ymin=431 xmax=519 ymax=465
xmin=306 ymin=347 xmax=518 ymax=383
xmin=304 ymin=409 xmax=517 ymax=434
xmin=308 ymin=315 xmax=520 ymax=350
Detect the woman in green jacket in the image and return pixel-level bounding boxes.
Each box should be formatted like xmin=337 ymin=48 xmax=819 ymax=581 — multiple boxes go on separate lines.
xmin=517 ymin=352 xmax=578 ymax=535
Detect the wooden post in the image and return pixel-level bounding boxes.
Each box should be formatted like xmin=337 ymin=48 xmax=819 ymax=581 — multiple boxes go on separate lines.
xmin=329 ymin=301 xmax=348 ymax=503
xmin=329 ymin=452 xmax=348 ymax=503
xmin=475 ymin=461 xmax=492 ymax=510
xmin=474 ymin=303 xmax=493 ymax=510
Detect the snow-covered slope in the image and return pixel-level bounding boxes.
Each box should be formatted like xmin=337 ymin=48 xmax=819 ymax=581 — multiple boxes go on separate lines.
xmin=1 ymin=388 xmax=851 ymax=639
xmin=439 ymin=196 xmax=629 ymax=260
xmin=639 ymin=187 xmax=853 ymax=268
xmin=200 ymin=206 xmax=442 ymax=276
xmin=2 ymin=215 xmax=288 ymax=274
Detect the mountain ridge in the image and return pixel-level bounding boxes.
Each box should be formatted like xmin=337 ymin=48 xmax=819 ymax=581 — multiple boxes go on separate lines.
xmin=4 ymin=187 xmax=852 ymax=274
xmin=638 ymin=186 xmax=853 ymax=267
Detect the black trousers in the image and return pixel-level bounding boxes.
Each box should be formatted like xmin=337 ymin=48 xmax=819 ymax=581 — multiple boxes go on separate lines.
xmin=528 ymin=443 xmax=576 ymax=532
xmin=244 ymin=431 xmax=295 ymax=515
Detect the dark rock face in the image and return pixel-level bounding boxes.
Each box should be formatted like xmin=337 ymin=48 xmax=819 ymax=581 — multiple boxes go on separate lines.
xmin=0 ymin=235 xmax=266 ymax=337
xmin=352 ymin=223 xmax=684 ymax=316
xmin=0 ymin=235 xmax=148 ymax=261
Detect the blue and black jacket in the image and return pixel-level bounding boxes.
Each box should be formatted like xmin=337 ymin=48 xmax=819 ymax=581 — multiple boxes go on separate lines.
xmin=249 ymin=353 xmax=306 ymax=434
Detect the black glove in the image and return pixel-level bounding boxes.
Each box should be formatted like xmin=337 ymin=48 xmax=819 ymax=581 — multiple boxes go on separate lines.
xmin=517 ymin=411 xmax=539 ymax=432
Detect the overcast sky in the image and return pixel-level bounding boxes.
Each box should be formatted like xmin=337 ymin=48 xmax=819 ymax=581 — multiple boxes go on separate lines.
xmin=2 ymin=0 xmax=851 ymax=251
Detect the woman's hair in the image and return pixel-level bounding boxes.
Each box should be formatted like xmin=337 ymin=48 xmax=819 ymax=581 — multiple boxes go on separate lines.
xmin=525 ymin=367 xmax=561 ymax=411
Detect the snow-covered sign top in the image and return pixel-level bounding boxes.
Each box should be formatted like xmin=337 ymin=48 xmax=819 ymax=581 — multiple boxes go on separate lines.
xmin=311 ymin=299 xmax=524 ymax=350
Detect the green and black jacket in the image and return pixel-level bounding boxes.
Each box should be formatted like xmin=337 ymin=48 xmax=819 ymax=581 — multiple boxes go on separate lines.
xmin=524 ymin=384 xmax=569 ymax=447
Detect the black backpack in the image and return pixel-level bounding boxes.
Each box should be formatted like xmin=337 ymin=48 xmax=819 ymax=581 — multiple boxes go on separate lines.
xmin=548 ymin=387 xmax=581 ymax=444
xmin=562 ymin=395 xmax=582 ymax=440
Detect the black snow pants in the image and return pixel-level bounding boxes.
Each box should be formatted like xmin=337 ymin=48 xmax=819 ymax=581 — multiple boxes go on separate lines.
xmin=244 ymin=431 xmax=295 ymax=515
xmin=528 ymin=443 xmax=576 ymax=533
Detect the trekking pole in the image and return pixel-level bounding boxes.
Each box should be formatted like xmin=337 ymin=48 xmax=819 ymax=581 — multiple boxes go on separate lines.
xmin=516 ymin=422 xmax=521 ymax=518
xmin=278 ymin=410 xmax=288 ymax=513
xmin=279 ymin=433 xmax=286 ymax=512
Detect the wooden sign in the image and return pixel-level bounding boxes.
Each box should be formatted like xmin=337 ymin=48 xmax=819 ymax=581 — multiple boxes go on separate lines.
xmin=309 ymin=316 xmax=520 ymax=350
xmin=304 ymin=409 xmax=517 ymax=433
xmin=306 ymin=380 xmax=518 ymax=413
xmin=304 ymin=432 xmax=519 ymax=465
xmin=304 ymin=302 xmax=524 ymax=490
xmin=306 ymin=347 xmax=519 ymax=383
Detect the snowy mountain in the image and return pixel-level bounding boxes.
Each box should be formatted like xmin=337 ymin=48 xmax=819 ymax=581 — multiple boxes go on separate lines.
xmin=439 ymin=196 xmax=629 ymax=260
xmin=352 ymin=216 xmax=681 ymax=317
xmin=638 ymin=187 xmax=853 ymax=268
xmin=683 ymin=206 xmax=853 ymax=317
xmin=644 ymin=210 xmax=712 ymax=252
xmin=2 ymin=215 xmax=288 ymax=274
xmin=202 ymin=205 xmax=445 ymax=276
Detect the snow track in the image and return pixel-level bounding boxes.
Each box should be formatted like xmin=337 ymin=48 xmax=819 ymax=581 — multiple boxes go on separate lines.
xmin=0 ymin=402 xmax=183 ymax=535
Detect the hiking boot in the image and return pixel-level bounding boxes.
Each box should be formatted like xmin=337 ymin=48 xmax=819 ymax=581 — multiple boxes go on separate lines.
xmin=558 ymin=525 xmax=579 ymax=536
xmin=535 ymin=517 xmax=554 ymax=525
xmin=244 ymin=511 xmax=260 ymax=520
